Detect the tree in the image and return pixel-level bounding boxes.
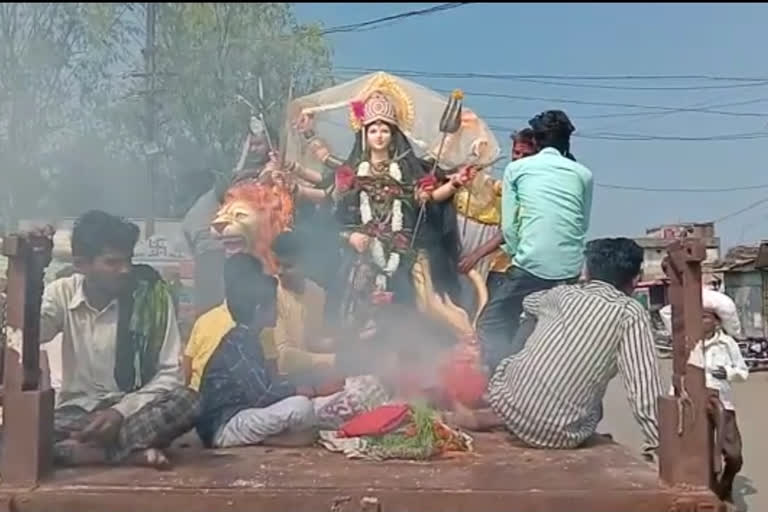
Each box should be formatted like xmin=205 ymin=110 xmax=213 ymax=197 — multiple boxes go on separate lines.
xmin=0 ymin=3 xmax=139 ymax=227
xmin=116 ymin=3 xmax=334 ymax=217
xmin=1 ymin=3 xmax=334 ymax=223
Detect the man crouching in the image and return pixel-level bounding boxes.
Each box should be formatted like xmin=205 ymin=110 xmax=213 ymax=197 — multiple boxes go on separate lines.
xmin=38 ymin=210 xmax=200 ymax=469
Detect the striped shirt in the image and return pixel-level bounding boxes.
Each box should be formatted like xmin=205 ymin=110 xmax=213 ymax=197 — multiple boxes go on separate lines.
xmin=488 ymin=280 xmax=662 ymax=455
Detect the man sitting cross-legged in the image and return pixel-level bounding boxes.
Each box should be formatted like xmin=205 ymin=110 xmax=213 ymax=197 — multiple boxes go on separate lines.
xmin=195 ymin=253 xmax=320 ymax=448
xmin=36 ymin=210 xmax=200 ymax=469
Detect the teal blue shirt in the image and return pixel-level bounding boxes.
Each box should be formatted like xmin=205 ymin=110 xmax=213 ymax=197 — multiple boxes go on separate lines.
xmin=501 ymin=147 xmax=593 ymax=280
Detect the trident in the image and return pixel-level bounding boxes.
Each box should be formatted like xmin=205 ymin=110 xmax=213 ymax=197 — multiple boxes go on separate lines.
xmin=410 ymin=90 xmax=464 ymax=249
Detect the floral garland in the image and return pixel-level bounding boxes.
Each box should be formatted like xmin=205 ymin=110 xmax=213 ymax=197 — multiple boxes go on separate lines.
xmin=357 ymin=160 xmax=403 ymax=290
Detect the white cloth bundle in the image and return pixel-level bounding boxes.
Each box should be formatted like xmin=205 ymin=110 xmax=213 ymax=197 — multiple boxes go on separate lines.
xmin=659 ymin=288 xmax=742 ymax=338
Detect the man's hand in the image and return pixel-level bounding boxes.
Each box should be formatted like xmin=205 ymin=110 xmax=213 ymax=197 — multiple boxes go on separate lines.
xmin=73 ymin=408 xmax=124 ymax=445
xmin=445 ymin=402 xmax=481 ymax=431
xmin=711 ymin=366 xmax=728 ymax=380
xmin=295 ymin=385 xmax=316 ymax=398
xmin=458 ymin=251 xmax=481 ymax=274
xmin=314 ymin=378 xmax=345 ymax=397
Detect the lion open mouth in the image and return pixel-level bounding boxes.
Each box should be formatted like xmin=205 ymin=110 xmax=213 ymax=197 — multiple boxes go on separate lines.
xmin=219 ymin=235 xmax=247 ymax=255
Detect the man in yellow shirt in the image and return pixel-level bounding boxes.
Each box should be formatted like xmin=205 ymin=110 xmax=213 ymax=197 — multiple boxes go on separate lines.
xmin=271 ymin=232 xmax=336 ymax=380
xmin=183 ymin=232 xmax=336 ymax=391
xmin=183 ymin=285 xmax=278 ymax=392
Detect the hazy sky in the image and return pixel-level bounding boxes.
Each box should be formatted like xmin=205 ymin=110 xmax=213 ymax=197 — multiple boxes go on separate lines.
xmin=295 ymin=2 xmax=768 ymax=251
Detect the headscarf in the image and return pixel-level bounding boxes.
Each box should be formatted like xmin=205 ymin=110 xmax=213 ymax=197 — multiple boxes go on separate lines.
xmin=701 ymin=289 xmax=742 ymax=338
xmin=659 ymin=288 xmax=742 ymax=338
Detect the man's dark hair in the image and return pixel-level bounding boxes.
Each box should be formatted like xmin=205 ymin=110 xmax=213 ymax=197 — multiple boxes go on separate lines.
xmin=511 ymin=128 xmax=536 ymax=145
xmin=272 ymin=231 xmax=301 ymax=264
xmin=224 ymin=253 xmax=277 ymax=325
xmin=71 ymin=210 xmax=140 ymax=260
xmin=528 ymin=110 xmax=575 ymax=155
xmin=585 ymin=238 xmax=644 ymax=290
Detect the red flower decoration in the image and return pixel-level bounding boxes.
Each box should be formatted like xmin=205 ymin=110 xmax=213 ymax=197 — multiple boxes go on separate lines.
xmin=335 ymin=165 xmax=356 ymax=192
xmin=363 ymin=221 xmax=387 ymax=238
xmin=417 ymin=174 xmax=438 ymax=192
xmin=351 ymin=100 xmax=366 ymax=122
xmin=371 ymin=290 xmax=394 ymax=305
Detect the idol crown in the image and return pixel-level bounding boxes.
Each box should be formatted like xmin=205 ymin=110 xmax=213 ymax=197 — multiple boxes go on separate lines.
xmin=360 ymin=92 xmax=398 ymax=127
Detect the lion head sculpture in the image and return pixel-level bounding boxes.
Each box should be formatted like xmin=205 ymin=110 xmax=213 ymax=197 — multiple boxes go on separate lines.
xmin=211 ymin=180 xmax=295 ymax=275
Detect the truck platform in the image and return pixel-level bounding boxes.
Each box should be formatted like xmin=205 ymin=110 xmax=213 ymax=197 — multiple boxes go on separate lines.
xmin=0 ymin=432 xmax=723 ymax=512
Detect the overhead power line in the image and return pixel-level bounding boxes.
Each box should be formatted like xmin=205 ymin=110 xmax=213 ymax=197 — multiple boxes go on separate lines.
xmin=576 ymin=131 xmax=768 ymax=141
xmin=715 ymin=198 xmax=768 ymax=223
xmin=336 ymin=66 xmax=768 ymax=83
xmin=486 ymin=123 xmax=768 ymax=142
xmin=332 ymin=73 xmax=768 ymax=121
xmin=448 ymin=90 xmax=768 ymax=117
xmin=487 ymin=78 xmax=768 ymax=92
xmin=596 ymin=183 xmax=768 ymax=193
xmin=336 ymin=67 xmax=768 ymax=91
xmin=478 ymin=98 xmax=768 ymax=122
xmin=320 ymin=3 xmax=472 ymax=35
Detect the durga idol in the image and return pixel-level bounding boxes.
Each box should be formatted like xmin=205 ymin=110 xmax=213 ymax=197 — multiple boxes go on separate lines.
xmin=294 ymin=87 xmax=485 ymax=339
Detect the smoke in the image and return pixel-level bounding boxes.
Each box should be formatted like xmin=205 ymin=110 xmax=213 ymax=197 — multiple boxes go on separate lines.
xmin=284 ymin=198 xmax=483 ymax=405
xmin=332 ymin=302 xmax=460 ymax=400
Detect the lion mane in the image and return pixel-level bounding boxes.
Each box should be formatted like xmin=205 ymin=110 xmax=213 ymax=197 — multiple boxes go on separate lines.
xmin=212 ymin=180 xmax=295 ymax=275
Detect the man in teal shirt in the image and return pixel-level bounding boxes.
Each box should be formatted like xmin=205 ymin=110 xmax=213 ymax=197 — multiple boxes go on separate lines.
xmin=479 ymin=110 xmax=593 ymax=371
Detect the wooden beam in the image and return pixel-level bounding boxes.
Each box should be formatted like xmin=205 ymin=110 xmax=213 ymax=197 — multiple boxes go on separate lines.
xmin=1 ymin=234 xmax=55 ymax=486
xmin=658 ymin=239 xmax=715 ymax=489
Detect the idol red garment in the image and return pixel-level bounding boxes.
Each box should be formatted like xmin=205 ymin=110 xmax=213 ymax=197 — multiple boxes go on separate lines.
xmin=338 ymin=404 xmax=411 ymax=438
xmin=438 ymin=345 xmax=488 ymax=408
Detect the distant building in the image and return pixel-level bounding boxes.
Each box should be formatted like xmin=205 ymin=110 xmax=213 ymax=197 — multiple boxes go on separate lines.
xmin=635 ymin=222 xmax=721 ymax=281
xmin=645 ymin=222 xmax=716 ymax=240
xmin=712 ymin=242 xmax=768 ymax=338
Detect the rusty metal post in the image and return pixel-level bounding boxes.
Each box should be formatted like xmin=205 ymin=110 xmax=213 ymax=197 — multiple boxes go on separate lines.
xmin=1 ymin=234 xmax=55 ymax=486
xmin=658 ymin=239 xmax=715 ymax=489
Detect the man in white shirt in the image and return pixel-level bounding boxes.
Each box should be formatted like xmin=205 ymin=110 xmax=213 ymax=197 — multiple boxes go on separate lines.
xmin=36 ymin=211 xmax=200 ymax=469
xmin=661 ymin=289 xmax=747 ymax=502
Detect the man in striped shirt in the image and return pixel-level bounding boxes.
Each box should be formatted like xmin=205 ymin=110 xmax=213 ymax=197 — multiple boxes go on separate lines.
xmin=452 ymin=238 xmax=662 ymax=459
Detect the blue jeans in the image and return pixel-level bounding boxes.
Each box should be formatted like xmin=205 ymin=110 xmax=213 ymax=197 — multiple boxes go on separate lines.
xmin=477 ymin=267 xmax=575 ymax=372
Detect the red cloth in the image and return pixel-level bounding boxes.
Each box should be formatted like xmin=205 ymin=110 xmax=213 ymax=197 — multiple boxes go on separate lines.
xmin=338 ymin=404 xmax=411 ymax=438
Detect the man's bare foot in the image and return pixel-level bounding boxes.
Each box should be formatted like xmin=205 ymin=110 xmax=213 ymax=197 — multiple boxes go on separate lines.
xmin=54 ymin=440 xmax=107 ymax=466
xmin=125 ymin=448 xmax=172 ymax=470
xmin=445 ymin=403 xmax=504 ymax=432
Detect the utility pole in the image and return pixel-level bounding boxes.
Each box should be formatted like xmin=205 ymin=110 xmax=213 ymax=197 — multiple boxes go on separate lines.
xmin=143 ymin=2 xmax=158 ymax=239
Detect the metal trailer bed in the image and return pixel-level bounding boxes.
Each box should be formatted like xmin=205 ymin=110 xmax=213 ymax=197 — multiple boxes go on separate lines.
xmin=0 ymin=235 xmax=728 ymax=512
